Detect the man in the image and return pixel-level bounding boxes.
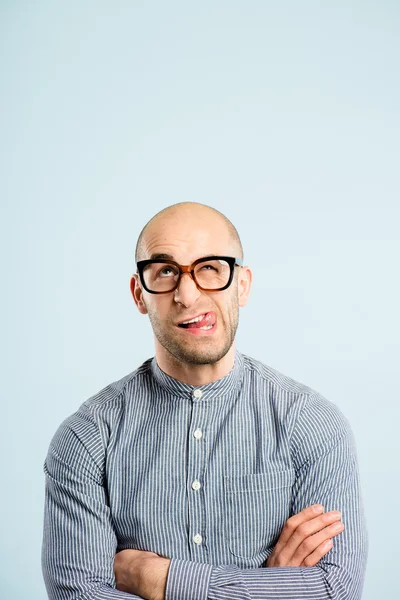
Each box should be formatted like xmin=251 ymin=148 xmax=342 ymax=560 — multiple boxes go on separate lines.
xmin=42 ymin=202 xmax=368 ymax=600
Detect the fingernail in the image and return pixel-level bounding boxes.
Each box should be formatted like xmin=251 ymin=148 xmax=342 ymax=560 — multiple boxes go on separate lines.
xmin=313 ymin=504 xmax=324 ymax=513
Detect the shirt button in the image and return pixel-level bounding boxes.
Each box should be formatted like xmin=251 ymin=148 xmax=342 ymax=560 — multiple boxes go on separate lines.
xmin=193 ymin=534 xmax=203 ymax=545
xmin=193 ymin=389 xmax=203 ymax=399
xmin=193 ymin=429 xmax=203 ymax=440
xmin=192 ymin=480 xmax=201 ymax=491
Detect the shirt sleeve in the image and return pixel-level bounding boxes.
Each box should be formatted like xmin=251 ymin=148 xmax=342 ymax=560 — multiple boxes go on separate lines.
xmin=42 ymin=408 xmax=144 ymax=600
xmin=165 ymin=392 xmax=368 ymax=600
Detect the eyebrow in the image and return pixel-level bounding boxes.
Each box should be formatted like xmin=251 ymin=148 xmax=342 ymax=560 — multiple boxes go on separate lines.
xmin=148 ymin=253 xmax=221 ymax=262
xmin=149 ymin=253 xmax=175 ymax=260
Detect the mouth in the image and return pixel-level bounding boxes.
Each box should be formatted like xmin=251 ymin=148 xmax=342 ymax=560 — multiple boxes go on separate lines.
xmin=177 ymin=311 xmax=217 ymax=334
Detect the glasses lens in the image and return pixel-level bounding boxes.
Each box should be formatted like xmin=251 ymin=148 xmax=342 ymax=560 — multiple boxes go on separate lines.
xmin=141 ymin=258 xmax=232 ymax=292
xmin=142 ymin=262 xmax=180 ymax=292
xmin=194 ymin=258 xmax=231 ymax=289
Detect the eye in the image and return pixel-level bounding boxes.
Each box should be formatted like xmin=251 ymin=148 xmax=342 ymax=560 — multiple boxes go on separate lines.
xmin=199 ymin=264 xmax=218 ymax=271
xmin=159 ymin=267 xmax=175 ymax=277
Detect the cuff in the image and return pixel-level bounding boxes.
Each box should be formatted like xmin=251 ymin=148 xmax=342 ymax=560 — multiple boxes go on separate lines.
xmin=165 ymin=558 xmax=213 ymax=600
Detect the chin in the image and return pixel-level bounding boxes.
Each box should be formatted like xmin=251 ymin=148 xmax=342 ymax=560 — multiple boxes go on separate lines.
xmin=169 ymin=340 xmax=233 ymax=366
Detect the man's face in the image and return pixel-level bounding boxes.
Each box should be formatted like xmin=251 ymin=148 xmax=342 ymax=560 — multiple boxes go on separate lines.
xmin=144 ymin=271 xmax=239 ymax=366
xmin=133 ymin=212 xmax=249 ymax=366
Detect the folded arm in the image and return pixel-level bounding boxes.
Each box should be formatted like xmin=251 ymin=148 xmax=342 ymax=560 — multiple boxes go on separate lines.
xmin=162 ymin=393 xmax=368 ymax=600
xmin=42 ymin=410 xmax=145 ymax=600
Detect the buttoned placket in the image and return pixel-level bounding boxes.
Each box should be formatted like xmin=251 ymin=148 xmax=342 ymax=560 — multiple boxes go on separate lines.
xmin=187 ymin=388 xmax=209 ymax=561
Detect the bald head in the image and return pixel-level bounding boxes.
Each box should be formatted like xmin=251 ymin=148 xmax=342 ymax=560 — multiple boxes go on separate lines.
xmin=135 ymin=202 xmax=243 ymax=263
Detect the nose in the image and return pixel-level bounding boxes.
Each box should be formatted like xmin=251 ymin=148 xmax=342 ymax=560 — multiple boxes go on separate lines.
xmin=173 ymin=272 xmax=202 ymax=307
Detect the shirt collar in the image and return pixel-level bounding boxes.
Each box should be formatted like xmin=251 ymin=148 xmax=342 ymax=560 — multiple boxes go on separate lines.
xmin=150 ymin=350 xmax=245 ymax=401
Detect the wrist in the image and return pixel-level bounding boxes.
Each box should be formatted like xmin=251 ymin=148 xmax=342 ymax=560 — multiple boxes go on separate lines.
xmin=153 ymin=557 xmax=171 ymax=600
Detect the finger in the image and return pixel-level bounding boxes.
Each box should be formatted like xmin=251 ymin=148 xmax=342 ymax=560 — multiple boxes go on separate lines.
xmin=273 ymin=510 xmax=342 ymax=564
xmin=301 ymin=539 xmax=334 ymax=567
xmin=276 ymin=506 xmax=341 ymax=550
xmin=277 ymin=505 xmax=325 ymax=545
xmin=290 ymin=510 xmax=342 ymax=545
xmin=292 ymin=520 xmax=344 ymax=565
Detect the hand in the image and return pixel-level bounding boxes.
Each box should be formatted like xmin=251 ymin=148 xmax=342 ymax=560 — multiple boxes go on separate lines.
xmin=114 ymin=549 xmax=171 ymax=600
xmin=266 ymin=504 xmax=344 ymax=567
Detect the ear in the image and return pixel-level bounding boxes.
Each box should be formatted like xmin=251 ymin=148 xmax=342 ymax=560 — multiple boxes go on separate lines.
xmin=130 ymin=274 xmax=148 ymax=315
xmin=238 ymin=265 xmax=252 ymax=308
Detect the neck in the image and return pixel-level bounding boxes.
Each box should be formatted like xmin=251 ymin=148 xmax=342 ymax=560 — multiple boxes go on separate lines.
xmin=154 ymin=341 xmax=236 ymax=386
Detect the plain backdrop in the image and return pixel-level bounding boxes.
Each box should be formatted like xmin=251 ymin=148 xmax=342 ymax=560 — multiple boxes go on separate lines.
xmin=1 ymin=2 xmax=399 ymax=598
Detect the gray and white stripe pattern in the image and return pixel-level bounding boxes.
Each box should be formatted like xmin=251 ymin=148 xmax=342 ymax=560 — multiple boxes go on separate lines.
xmin=42 ymin=351 xmax=368 ymax=599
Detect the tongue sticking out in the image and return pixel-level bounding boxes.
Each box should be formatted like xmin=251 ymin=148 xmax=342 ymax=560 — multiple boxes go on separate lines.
xmin=187 ymin=312 xmax=216 ymax=328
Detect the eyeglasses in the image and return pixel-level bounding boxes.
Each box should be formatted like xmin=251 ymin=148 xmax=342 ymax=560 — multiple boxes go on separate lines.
xmin=136 ymin=256 xmax=243 ymax=294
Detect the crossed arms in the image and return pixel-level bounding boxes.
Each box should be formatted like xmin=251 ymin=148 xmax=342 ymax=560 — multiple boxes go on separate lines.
xmin=42 ymin=402 xmax=368 ymax=600
xmin=114 ymin=504 xmax=346 ymax=599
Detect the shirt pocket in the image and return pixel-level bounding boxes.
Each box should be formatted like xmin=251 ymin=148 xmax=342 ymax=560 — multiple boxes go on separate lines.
xmin=224 ymin=468 xmax=295 ymax=559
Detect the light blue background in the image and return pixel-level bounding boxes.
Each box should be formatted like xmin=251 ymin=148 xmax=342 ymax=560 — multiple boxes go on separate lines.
xmin=1 ymin=2 xmax=399 ymax=598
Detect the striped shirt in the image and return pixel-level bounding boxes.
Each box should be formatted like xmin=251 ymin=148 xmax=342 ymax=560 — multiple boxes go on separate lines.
xmin=42 ymin=351 xmax=368 ymax=600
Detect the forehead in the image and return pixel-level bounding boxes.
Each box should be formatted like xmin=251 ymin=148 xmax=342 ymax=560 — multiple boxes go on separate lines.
xmin=141 ymin=213 xmax=234 ymax=263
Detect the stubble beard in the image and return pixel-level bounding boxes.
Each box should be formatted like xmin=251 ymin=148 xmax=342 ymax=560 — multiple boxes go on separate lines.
xmin=146 ymin=303 xmax=239 ymax=366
